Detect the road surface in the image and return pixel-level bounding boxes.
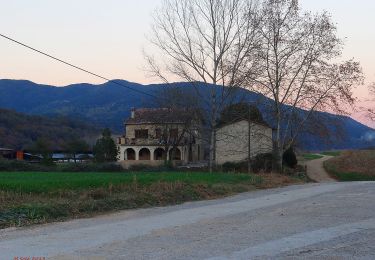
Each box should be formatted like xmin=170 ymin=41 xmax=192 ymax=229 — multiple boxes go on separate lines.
xmin=1 ymin=182 xmax=375 ymax=259
xmin=303 ymin=155 xmax=336 ymax=183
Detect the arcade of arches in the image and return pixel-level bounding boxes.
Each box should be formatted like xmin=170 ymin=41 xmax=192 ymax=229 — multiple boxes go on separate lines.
xmin=124 ymin=147 xmax=182 ymax=161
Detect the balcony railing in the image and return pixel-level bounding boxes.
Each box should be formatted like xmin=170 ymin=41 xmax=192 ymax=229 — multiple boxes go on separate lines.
xmin=118 ymin=137 xmax=165 ymax=146
xmin=117 ymin=136 xmax=195 ymax=146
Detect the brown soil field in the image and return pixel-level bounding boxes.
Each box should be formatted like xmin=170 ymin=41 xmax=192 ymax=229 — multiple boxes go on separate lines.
xmin=325 ymin=150 xmax=375 ymax=176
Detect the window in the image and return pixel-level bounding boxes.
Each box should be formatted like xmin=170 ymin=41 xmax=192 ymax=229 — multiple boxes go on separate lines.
xmin=169 ymin=128 xmax=178 ymax=138
xmin=155 ymin=128 xmax=162 ymax=139
xmin=135 ymin=129 xmax=148 ymax=139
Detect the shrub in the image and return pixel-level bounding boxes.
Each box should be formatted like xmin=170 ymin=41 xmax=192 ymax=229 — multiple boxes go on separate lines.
xmin=58 ymin=162 xmax=124 ymax=172
xmin=222 ymin=161 xmax=247 ymax=173
xmin=0 ymin=159 xmax=125 ymax=173
xmin=221 ymin=153 xmax=273 ymax=173
xmin=252 ymin=153 xmax=273 ymax=173
xmin=128 ymin=163 xmax=175 ymax=172
xmin=93 ymin=163 xmax=124 ymax=172
xmin=283 ymin=147 xmax=298 ymax=168
xmin=0 ymin=159 xmax=53 ymax=172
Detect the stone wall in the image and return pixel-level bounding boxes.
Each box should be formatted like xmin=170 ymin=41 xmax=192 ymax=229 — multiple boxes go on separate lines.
xmin=216 ymin=120 xmax=273 ymax=165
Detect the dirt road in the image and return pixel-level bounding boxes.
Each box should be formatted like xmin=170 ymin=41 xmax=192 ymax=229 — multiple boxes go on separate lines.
xmin=2 ymin=182 xmax=375 ymax=259
xmin=303 ymin=155 xmax=336 ymax=182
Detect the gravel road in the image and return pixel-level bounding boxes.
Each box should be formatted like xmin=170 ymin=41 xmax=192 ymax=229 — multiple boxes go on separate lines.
xmin=2 ymin=182 xmax=375 ymax=259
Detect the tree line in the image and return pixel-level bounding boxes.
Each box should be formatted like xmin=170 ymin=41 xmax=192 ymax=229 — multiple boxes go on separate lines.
xmin=25 ymin=128 xmax=118 ymax=165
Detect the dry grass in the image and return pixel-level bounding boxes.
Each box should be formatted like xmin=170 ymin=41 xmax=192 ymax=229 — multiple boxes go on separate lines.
xmin=257 ymin=173 xmax=305 ymax=189
xmin=325 ymin=150 xmax=375 ymax=176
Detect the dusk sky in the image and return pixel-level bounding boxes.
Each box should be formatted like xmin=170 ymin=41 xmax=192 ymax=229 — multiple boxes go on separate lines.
xmin=1 ymin=0 xmax=374 ymax=126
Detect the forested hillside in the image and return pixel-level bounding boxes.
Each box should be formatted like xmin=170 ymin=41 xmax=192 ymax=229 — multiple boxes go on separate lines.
xmin=0 ymin=108 xmax=99 ymax=150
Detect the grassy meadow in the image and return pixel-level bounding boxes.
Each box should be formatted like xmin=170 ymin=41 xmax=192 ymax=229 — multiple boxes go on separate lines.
xmin=302 ymin=154 xmax=324 ymax=161
xmin=324 ymin=150 xmax=375 ymax=181
xmin=0 ymin=171 xmax=306 ymax=229
xmin=0 ymin=171 xmax=256 ymax=193
xmin=320 ymin=151 xmax=342 ymax=157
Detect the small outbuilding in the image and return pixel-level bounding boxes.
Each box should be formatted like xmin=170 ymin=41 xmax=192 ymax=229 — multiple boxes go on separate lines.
xmin=215 ymin=120 xmax=273 ymax=165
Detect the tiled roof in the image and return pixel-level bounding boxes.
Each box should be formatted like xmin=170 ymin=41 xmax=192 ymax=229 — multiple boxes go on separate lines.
xmin=126 ymin=108 xmax=194 ymax=125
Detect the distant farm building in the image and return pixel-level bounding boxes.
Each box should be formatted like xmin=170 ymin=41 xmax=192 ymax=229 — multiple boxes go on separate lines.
xmin=117 ymin=108 xmax=203 ymax=168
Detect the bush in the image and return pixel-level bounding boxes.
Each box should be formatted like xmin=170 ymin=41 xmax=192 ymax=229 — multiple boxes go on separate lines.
xmin=222 ymin=161 xmax=247 ymax=173
xmin=128 ymin=163 xmax=175 ymax=172
xmin=283 ymin=147 xmax=298 ymax=168
xmin=0 ymin=159 xmax=124 ymax=173
xmin=58 ymin=162 xmax=124 ymax=172
xmin=252 ymin=153 xmax=273 ymax=173
xmin=221 ymin=153 xmax=273 ymax=173
xmin=0 ymin=159 xmax=53 ymax=172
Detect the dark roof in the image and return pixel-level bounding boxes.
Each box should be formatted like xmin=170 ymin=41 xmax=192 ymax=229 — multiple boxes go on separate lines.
xmin=125 ymin=108 xmax=196 ymax=125
xmin=216 ymin=119 xmax=273 ymax=130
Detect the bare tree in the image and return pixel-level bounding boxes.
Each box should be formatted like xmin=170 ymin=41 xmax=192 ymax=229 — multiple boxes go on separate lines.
xmin=241 ymin=0 xmax=363 ymax=171
xmin=146 ymin=0 xmax=261 ymax=172
xmin=151 ymin=87 xmax=203 ymax=165
xmin=367 ymin=83 xmax=375 ymax=121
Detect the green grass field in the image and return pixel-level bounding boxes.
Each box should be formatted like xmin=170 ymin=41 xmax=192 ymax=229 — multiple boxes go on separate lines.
xmin=302 ymin=154 xmax=324 ymax=161
xmin=0 ymin=171 xmax=267 ymax=229
xmin=321 ymin=151 xmax=342 ymax=157
xmin=0 ymin=171 xmax=256 ymax=193
xmin=0 ymin=171 xmax=307 ymax=229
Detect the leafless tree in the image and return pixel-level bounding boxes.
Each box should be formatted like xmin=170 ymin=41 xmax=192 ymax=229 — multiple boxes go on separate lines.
xmin=241 ymin=0 xmax=363 ymax=171
xmin=151 ymin=87 xmax=203 ymax=165
xmin=146 ymin=0 xmax=261 ymax=172
xmin=367 ymin=83 xmax=375 ymax=121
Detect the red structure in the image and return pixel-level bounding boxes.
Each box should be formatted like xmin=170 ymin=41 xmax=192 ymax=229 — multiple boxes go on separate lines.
xmin=16 ymin=151 xmax=24 ymax=161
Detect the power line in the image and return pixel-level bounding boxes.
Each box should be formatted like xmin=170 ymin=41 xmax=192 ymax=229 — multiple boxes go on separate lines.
xmin=0 ymin=33 xmax=158 ymax=99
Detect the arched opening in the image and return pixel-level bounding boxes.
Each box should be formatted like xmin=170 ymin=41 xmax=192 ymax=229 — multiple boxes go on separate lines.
xmin=154 ymin=148 xmax=165 ymax=160
xmin=169 ymin=148 xmax=181 ymax=161
xmin=125 ymin=148 xmax=136 ymax=160
xmin=139 ymin=148 xmax=151 ymax=160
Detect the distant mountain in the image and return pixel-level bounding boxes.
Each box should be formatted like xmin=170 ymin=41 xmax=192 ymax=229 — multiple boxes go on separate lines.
xmin=0 ymin=108 xmax=100 ymax=150
xmin=0 ymin=79 xmax=374 ymax=151
xmin=0 ymin=79 xmax=154 ymax=131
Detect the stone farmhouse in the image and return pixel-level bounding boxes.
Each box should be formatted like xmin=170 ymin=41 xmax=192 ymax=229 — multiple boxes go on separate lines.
xmin=117 ymin=108 xmax=203 ymax=168
xmin=215 ymin=120 xmax=273 ymax=165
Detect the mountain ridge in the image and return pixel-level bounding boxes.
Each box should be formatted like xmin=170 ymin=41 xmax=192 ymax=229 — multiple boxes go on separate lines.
xmin=0 ymin=79 xmax=374 ymax=151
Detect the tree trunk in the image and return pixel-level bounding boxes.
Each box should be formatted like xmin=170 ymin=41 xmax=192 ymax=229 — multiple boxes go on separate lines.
xmin=248 ymin=117 xmax=252 ymax=174
xmin=274 ymin=116 xmax=283 ymax=173
xmin=209 ymin=128 xmax=215 ymax=173
xmin=209 ymin=90 xmax=217 ymax=173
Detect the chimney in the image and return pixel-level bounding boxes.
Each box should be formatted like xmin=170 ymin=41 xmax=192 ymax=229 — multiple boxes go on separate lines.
xmin=131 ymin=107 xmax=135 ymax=119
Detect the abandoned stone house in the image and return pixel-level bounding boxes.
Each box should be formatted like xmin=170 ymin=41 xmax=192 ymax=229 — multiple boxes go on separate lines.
xmin=215 ymin=120 xmax=273 ymax=165
xmin=117 ymin=108 xmax=203 ymax=168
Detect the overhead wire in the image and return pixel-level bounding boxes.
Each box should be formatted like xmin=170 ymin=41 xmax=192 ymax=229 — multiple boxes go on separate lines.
xmin=0 ymin=33 xmax=159 ymax=99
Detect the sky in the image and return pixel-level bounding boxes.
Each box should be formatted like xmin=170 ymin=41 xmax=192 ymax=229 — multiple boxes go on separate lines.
xmin=0 ymin=0 xmax=374 ymax=126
